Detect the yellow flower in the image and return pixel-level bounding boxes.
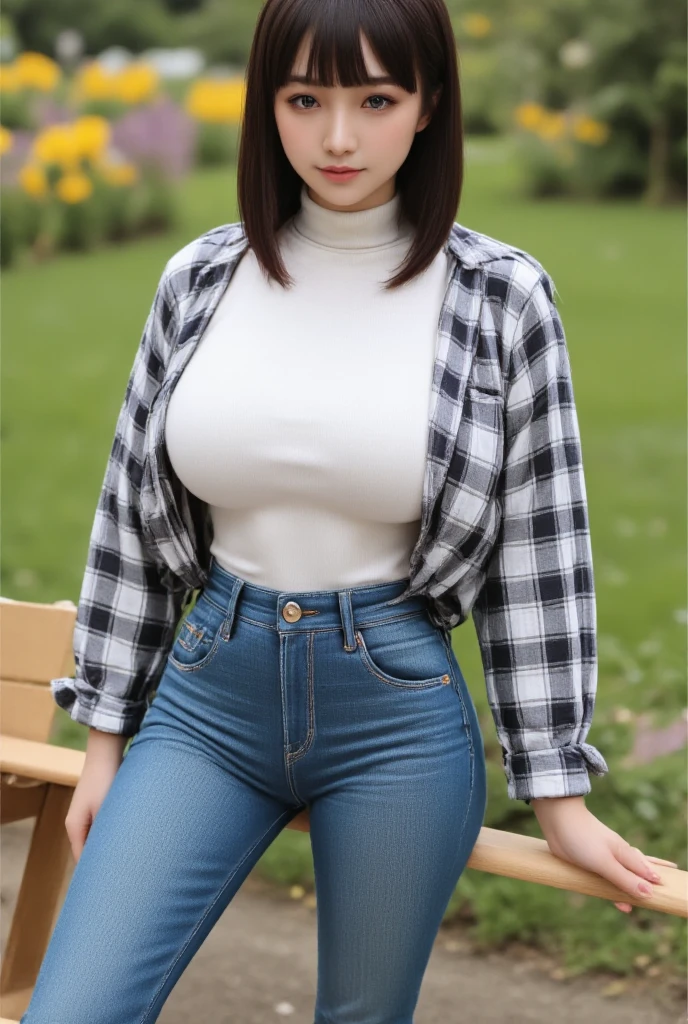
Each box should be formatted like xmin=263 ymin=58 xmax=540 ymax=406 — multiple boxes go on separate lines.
xmin=571 ymin=115 xmax=610 ymax=146
xmin=18 ymin=163 xmax=49 ymax=198
xmin=99 ymin=160 xmax=138 ymax=187
xmin=537 ymin=111 xmax=567 ymax=141
xmin=462 ymin=14 xmax=493 ymax=38
xmin=72 ymin=61 xmax=113 ymax=101
xmin=184 ymin=78 xmax=245 ymax=123
xmin=32 ymin=118 xmax=111 ymax=169
xmin=14 ymin=52 xmax=61 ymax=92
xmin=0 ymin=63 xmax=20 ymax=93
xmin=514 ymin=102 xmax=547 ymax=132
xmin=115 ymin=64 xmax=159 ymax=104
xmin=0 ymin=126 xmax=13 ymax=156
xmin=33 ymin=124 xmax=83 ymax=168
xmin=72 ymin=60 xmax=160 ymax=105
xmin=73 ymin=115 xmax=112 ymax=160
xmin=55 ymin=170 xmax=93 ymax=204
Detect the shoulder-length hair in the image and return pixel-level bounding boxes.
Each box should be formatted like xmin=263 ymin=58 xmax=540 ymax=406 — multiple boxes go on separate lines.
xmin=237 ymin=0 xmax=463 ymax=291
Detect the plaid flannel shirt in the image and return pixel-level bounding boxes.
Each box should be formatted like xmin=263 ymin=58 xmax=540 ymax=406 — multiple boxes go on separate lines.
xmin=51 ymin=218 xmax=609 ymax=803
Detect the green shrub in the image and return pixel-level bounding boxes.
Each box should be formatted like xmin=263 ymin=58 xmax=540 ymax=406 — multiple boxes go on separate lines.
xmin=134 ymin=168 xmax=180 ymax=233
xmin=512 ymin=133 xmax=570 ymax=198
xmin=196 ymin=121 xmax=238 ymax=166
xmin=93 ymin=177 xmax=140 ymax=241
xmin=0 ymin=90 xmax=36 ymax=130
xmin=56 ymin=193 xmax=107 ymax=252
xmin=0 ymin=189 xmax=20 ymax=266
xmin=0 ymin=188 xmax=49 ymax=266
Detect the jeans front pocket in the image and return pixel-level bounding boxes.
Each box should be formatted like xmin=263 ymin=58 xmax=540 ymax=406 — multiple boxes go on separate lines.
xmin=168 ymin=593 xmax=230 ymax=673
xmin=354 ymin=612 xmax=453 ymax=689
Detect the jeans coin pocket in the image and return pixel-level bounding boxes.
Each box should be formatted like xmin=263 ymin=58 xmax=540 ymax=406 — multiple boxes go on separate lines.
xmin=355 ymin=612 xmax=453 ymax=689
xmin=169 ymin=594 xmax=228 ymax=672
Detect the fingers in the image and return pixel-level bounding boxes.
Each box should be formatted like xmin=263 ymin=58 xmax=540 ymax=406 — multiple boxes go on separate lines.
xmin=606 ymin=846 xmax=679 ymax=912
xmin=645 ymin=854 xmax=679 ymax=868
xmin=610 ymin=843 xmax=663 ymax=901
xmin=624 ymin=846 xmax=674 ymax=883
xmin=611 ymin=848 xmax=679 ymax=913
xmin=65 ymin=818 xmax=88 ymax=864
xmin=600 ymin=845 xmax=657 ymax=901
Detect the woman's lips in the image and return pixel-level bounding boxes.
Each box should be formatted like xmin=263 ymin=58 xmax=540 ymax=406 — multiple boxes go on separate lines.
xmin=319 ymin=168 xmax=362 ymax=182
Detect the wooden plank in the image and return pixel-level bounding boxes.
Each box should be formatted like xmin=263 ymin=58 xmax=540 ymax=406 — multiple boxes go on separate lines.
xmin=0 ymin=600 xmax=76 ymax=684
xmin=0 ymin=781 xmax=46 ymax=824
xmin=1 ymin=735 xmax=85 ymax=788
xmin=0 ymin=786 xmax=73 ymax=1012
xmin=466 ymin=826 xmax=687 ymax=917
xmin=0 ymin=1010 xmax=24 ymax=1023
xmin=0 ymin=681 xmax=56 ymax=742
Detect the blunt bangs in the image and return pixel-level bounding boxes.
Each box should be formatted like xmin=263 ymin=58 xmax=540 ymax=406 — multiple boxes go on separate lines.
xmin=269 ymin=0 xmax=423 ymax=96
xmin=238 ymin=0 xmax=463 ymax=291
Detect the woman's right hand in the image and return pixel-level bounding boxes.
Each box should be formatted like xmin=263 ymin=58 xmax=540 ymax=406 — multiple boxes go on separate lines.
xmin=64 ymin=729 xmax=128 ymax=863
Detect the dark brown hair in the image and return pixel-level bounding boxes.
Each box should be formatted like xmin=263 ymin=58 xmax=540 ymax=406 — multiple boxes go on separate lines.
xmin=237 ymin=0 xmax=463 ymax=291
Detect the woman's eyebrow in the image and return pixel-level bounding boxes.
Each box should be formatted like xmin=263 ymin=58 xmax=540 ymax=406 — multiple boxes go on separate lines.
xmin=285 ymin=74 xmax=397 ymax=85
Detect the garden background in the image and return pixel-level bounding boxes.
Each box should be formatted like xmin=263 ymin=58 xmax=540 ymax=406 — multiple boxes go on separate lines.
xmin=1 ymin=0 xmax=686 ymax=999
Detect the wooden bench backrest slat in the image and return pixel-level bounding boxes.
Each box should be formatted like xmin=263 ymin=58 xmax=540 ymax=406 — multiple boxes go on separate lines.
xmin=0 ymin=599 xmax=76 ymax=742
xmin=1 ymin=681 xmax=56 ymax=742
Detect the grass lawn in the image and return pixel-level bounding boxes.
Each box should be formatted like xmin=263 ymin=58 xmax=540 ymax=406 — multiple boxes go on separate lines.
xmin=2 ymin=135 xmax=686 ymax=980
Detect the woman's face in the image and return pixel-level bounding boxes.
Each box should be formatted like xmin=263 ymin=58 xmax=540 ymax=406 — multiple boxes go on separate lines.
xmin=274 ymin=31 xmax=436 ymax=213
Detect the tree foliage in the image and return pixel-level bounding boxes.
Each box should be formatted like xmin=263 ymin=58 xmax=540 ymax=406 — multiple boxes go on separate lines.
xmin=5 ymin=0 xmax=684 ymax=198
xmin=3 ymin=0 xmax=175 ymax=56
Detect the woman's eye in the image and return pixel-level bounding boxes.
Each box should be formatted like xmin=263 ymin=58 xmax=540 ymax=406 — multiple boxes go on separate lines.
xmin=289 ymin=95 xmax=318 ymax=110
xmin=287 ymin=94 xmax=395 ymax=111
xmin=365 ymin=95 xmax=395 ymax=111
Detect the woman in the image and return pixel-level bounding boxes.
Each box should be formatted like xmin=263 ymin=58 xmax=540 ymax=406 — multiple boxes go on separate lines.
xmin=23 ymin=1 xmax=675 ymax=1021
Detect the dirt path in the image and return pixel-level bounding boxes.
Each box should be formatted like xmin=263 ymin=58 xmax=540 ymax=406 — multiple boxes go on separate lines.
xmin=2 ymin=820 xmax=684 ymax=1022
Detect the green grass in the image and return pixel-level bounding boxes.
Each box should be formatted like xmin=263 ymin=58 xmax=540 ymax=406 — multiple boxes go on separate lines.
xmin=2 ymin=136 xmax=686 ymax=982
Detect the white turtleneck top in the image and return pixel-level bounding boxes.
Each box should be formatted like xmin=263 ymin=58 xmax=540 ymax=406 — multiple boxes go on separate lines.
xmin=164 ymin=183 xmax=453 ymax=591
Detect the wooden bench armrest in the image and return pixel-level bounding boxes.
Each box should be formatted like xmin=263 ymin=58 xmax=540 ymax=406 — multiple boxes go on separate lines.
xmin=468 ymin=826 xmax=687 ymax=917
xmin=1 ymin=735 xmax=85 ymax=787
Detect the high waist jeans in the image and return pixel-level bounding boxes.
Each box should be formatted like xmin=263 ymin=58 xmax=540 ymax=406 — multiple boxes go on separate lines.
xmin=21 ymin=557 xmax=487 ymax=1023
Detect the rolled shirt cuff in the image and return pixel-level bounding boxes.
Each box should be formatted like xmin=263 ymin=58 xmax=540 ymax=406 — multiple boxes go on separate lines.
xmin=504 ymin=742 xmax=610 ymax=804
xmin=50 ymin=676 xmax=148 ymax=737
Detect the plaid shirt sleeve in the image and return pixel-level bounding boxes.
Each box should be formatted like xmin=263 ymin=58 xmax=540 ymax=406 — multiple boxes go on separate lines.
xmin=470 ymin=266 xmax=609 ymax=803
xmin=50 ymin=261 xmax=189 ymax=737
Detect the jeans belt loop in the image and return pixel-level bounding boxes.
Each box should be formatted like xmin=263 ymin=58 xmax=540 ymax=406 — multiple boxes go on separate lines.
xmin=221 ymin=575 xmax=244 ymax=640
xmin=337 ymin=590 xmax=357 ymax=652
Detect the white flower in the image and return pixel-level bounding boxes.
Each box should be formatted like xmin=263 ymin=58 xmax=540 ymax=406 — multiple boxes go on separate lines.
xmin=559 ymin=39 xmax=593 ymax=69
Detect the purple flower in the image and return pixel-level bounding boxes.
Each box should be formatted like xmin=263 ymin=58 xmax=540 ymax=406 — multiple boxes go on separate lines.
xmin=34 ymin=96 xmax=74 ymax=128
xmin=111 ymin=97 xmax=197 ymax=180
xmin=1 ymin=130 xmax=36 ymax=187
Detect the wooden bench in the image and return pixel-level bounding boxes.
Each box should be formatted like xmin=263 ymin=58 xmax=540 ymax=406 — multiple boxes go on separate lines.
xmin=1 ymin=598 xmax=686 ymax=1019
xmin=1 ymin=597 xmax=79 ymax=1021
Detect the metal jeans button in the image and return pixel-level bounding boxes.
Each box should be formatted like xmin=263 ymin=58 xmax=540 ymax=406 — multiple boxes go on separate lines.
xmin=282 ymin=601 xmax=302 ymax=622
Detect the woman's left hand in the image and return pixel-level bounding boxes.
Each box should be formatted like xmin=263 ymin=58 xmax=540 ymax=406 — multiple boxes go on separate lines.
xmin=530 ymin=796 xmax=678 ymax=913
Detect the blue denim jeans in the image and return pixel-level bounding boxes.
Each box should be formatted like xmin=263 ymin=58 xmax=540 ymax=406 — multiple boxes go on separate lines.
xmin=22 ymin=557 xmax=487 ymax=1024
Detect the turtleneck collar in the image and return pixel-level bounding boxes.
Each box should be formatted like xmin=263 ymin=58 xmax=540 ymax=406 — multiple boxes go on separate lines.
xmin=291 ymin=182 xmax=410 ymax=251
